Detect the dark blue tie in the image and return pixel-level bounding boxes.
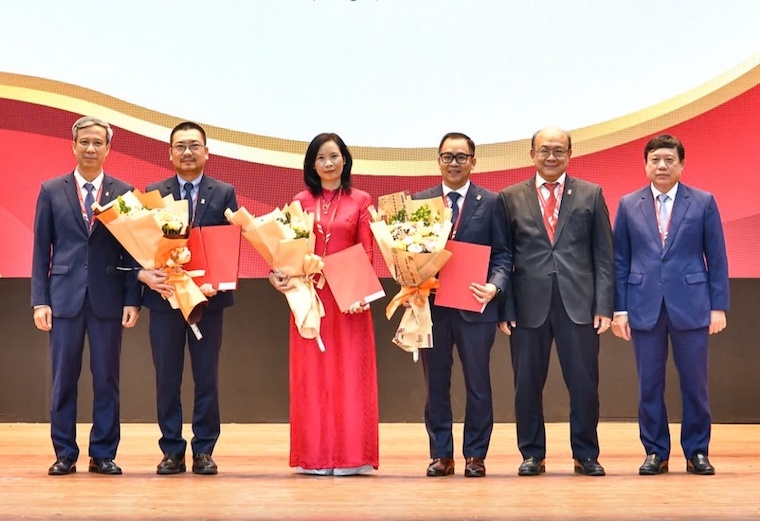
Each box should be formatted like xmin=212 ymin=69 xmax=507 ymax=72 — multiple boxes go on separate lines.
xmin=183 ymin=183 xmax=194 ymax=222
xmin=84 ymin=183 xmax=95 ymax=224
xmin=449 ymin=192 xmax=461 ymax=224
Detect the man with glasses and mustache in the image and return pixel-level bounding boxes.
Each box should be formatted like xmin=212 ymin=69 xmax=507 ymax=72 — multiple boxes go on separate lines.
xmin=138 ymin=121 xmax=238 ymax=476
xmin=498 ymin=127 xmax=614 ymax=477
xmin=413 ymin=132 xmax=511 ymax=478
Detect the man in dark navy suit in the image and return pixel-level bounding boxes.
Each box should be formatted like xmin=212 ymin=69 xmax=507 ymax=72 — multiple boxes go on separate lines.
xmin=499 ymin=127 xmax=614 ymax=477
xmin=138 ymin=121 xmax=238 ymax=475
xmin=414 ymin=132 xmax=511 ymax=478
xmin=32 ymin=116 xmax=141 ymax=476
xmin=612 ymin=134 xmax=729 ymax=476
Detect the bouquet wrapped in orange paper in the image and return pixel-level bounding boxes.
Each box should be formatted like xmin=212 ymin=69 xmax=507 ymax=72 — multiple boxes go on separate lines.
xmin=225 ymin=201 xmax=326 ymax=351
xmin=93 ymin=190 xmax=207 ymax=330
xmin=370 ymin=191 xmax=453 ymax=361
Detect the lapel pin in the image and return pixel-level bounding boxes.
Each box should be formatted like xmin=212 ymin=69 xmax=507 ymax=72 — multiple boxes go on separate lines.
xmin=566 ymin=189 xmax=572 ymax=195
xmin=105 ymin=191 xmax=110 ymax=197
xmin=200 ymin=198 xmax=206 ymax=205
xmin=476 ymin=194 xmax=482 ymax=201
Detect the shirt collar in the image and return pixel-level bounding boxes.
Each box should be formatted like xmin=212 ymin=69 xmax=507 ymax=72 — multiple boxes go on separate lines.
xmin=74 ymin=170 xmax=104 ymax=191
xmin=535 ymin=172 xmax=566 ymax=188
xmin=651 ymin=182 xmax=679 ymax=201
xmin=442 ymin=180 xmax=470 ymax=198
xmin=178 ymin=173 xmax=203 ymax=191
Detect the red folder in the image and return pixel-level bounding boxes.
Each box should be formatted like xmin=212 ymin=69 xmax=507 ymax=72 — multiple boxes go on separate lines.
xmin=322 ymin=243 xmax=386 ymax=313
xmin=434 ymin=240 xmax=491 ymax=313
xmin=185 ymin=225 xmax=241 ymax=291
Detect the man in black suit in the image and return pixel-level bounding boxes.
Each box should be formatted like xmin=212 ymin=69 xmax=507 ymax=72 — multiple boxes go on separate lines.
xmin=138 ymin=121 xmax=238 ymax=475
xmin=32 ymin=116 xmax=141 ymax=476
xmin=499 ymin=127 xmax=614 ymax=477
xmin=414 ymin=132 xmax=511 ymax=478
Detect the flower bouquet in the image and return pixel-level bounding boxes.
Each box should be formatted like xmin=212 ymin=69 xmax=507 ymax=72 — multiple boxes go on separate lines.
xmin=370 ymin=191 xmax=453 ymax=361
xmin=93 ymin=190 xmax=207 ymax=335
xmin=225 ymin=201 xmax=326 ymax=351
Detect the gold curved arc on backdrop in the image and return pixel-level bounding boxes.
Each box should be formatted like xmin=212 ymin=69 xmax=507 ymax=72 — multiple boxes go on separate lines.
xmin=1 ymin=52 xmax=759 ymax=175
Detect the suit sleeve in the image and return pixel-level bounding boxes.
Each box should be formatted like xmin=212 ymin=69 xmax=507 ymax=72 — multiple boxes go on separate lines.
xmin=498 ymin=191 xmax=517 ymax=322
xmin=224 ymin=184 xmax=239 ymax=214
xmin=31 ymin=184 xmax=53 ymax=308
xmin=612 ymin=198 xmax=631 ymax=313
xmin=703 ymin=194 xmax=729 ymax=311
xmin=487 ymin=194 xmax=511 ymax=295
xmin=591 ymin=186 xmax=614 ymax=317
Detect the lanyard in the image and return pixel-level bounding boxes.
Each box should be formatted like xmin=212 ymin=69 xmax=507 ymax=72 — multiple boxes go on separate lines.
xmin=75 ymin=182 xmax=103 ymax=229
xmin=315 ymin=190 xmax=342 ymax=256
xmin=654 ymin=197 xmax=673 ymax=243
xmin=443 ymin=193 xmax=464 ymax=239
xmin=536 ymin=182 xmax=562 ymax=215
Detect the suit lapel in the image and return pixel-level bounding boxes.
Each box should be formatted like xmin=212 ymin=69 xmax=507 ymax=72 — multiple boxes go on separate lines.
xmin=194 ymin=176 xmax=213 ymax=225
xmin=552 ymin=176 xmax=576 ymax=243
xmin=456 ymin=184 xmax=482 ymax=239
xmin=90 ymin=174 xmax=118 ymax=234
xmin=663 ymin=185 xmax=690 ymax=254
xmin=521 ymin=179 xmax=550 ymax=243
xmin=63 ymin=173 xmax=89 ymax=235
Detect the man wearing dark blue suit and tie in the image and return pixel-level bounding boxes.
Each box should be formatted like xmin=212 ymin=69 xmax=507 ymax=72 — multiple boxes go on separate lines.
xmin=612 ymin=134 xmax=729 ymax=476
xmin=414 ymin=132 xmax=511 ymax=478
xmin=32 ymin=116 xmax=141 ymax=476
xmin=138 ymin=121 xmax=238 ymax=476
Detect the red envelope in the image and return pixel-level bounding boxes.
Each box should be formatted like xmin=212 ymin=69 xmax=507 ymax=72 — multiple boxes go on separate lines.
xmin=434 ymin=240 xmax=491 ymax=313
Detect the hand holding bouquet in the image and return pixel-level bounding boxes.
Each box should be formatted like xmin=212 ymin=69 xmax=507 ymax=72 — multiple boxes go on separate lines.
xmin=370 ymin=191 xmax=453 ymax=361
xmin=93 ymin=190 xmax=207 ymax=329
xmin=225 ymin=201 xmax=326 ymax=351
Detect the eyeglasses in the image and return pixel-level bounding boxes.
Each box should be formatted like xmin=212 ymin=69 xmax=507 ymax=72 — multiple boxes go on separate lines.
xmin=172 ymin=142 xmax=204 ymax=153
xmin=534 ymin=147 xmax=568 ymax=159
xmin=439 ymin=152 xmax=473 ymax=165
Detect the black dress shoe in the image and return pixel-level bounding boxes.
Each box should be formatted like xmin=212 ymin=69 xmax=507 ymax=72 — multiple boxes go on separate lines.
xmin=687 ymin=453 xmax=715 ymax=475
xmin=464 ymin=457 xmax=485 ymax=478
xmin=426 ymin=457 xmax=454 ymax=477
xmin=517 ymin=457 xmax=545 ymax=476
xmin=157 ymin=453 xmax=186 ymax=475
xmin=48 ymin=457 xmax=76 ymax=476
xmin=192 ymin=453 xmax=218 ymax=475
xmin=89 ymin=458 xmax=122 ymax=475
xmin=574 ymin=458 xmax=605 ymax=476
xmin=639 ymin=454 xmax=668 ymax=475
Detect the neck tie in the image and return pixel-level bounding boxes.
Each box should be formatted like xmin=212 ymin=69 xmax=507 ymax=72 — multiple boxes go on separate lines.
xmin=448 ymin=192 xmax=461 ymax=225
xmin=542 ymin=182 xmax=559 ymax=242
xmin=84 ymin=183 xmax=95 ymax=224
xmin=657 ymin=193 xmax=670 ymax=244
xmin=184 ymin=182 xmax=194 ymax=222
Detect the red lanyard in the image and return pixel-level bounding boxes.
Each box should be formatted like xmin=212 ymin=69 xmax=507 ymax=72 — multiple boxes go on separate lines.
xmin=444 ymin=193 xmax=464 ymax=239
xmin=75 ymin=182 xmax=103 ymax=229
xmin=315 ymin=190 xmax=341 ymax=256
xmin=654 ymin=197 xmax=673 ymax=243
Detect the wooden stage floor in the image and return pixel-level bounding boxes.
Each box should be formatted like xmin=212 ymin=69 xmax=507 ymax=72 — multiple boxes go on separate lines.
xmin=1 ymin=422 xmax=758 ymax=520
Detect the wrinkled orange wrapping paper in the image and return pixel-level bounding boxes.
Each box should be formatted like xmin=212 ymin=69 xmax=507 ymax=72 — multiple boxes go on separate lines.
xmin=370 ymin=195 xmax=454 ymax=356
xmin=93 ymin=189 xmax=207 ymax=324
xmin=225 ymin=202 xmax=326 ymax=345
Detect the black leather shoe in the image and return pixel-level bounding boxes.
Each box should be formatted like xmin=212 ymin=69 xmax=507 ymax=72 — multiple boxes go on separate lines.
xmin=574 ymin=458 xmax=605 ymax=476
xmin=88 ymin=458 xmax=122 ymax=475
xmin=464 ymin=457 xmax=485 ymax=478
xmin=686 ymin=453 xmax=715 ymax=475
xmin=48 ymin=457 xmax=76 ymax=475
xmin=639 ymin=454 xmax=668 ymax=475
xmin=517 ymin=457 xmax=545 ymax=476
xmin=426 ymin=457 xmax=454 ymax=477
xmin=157 ymin=453 xmax=186 ymax=475
xmin=192 ymin=453 xmax=218 ymax=475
